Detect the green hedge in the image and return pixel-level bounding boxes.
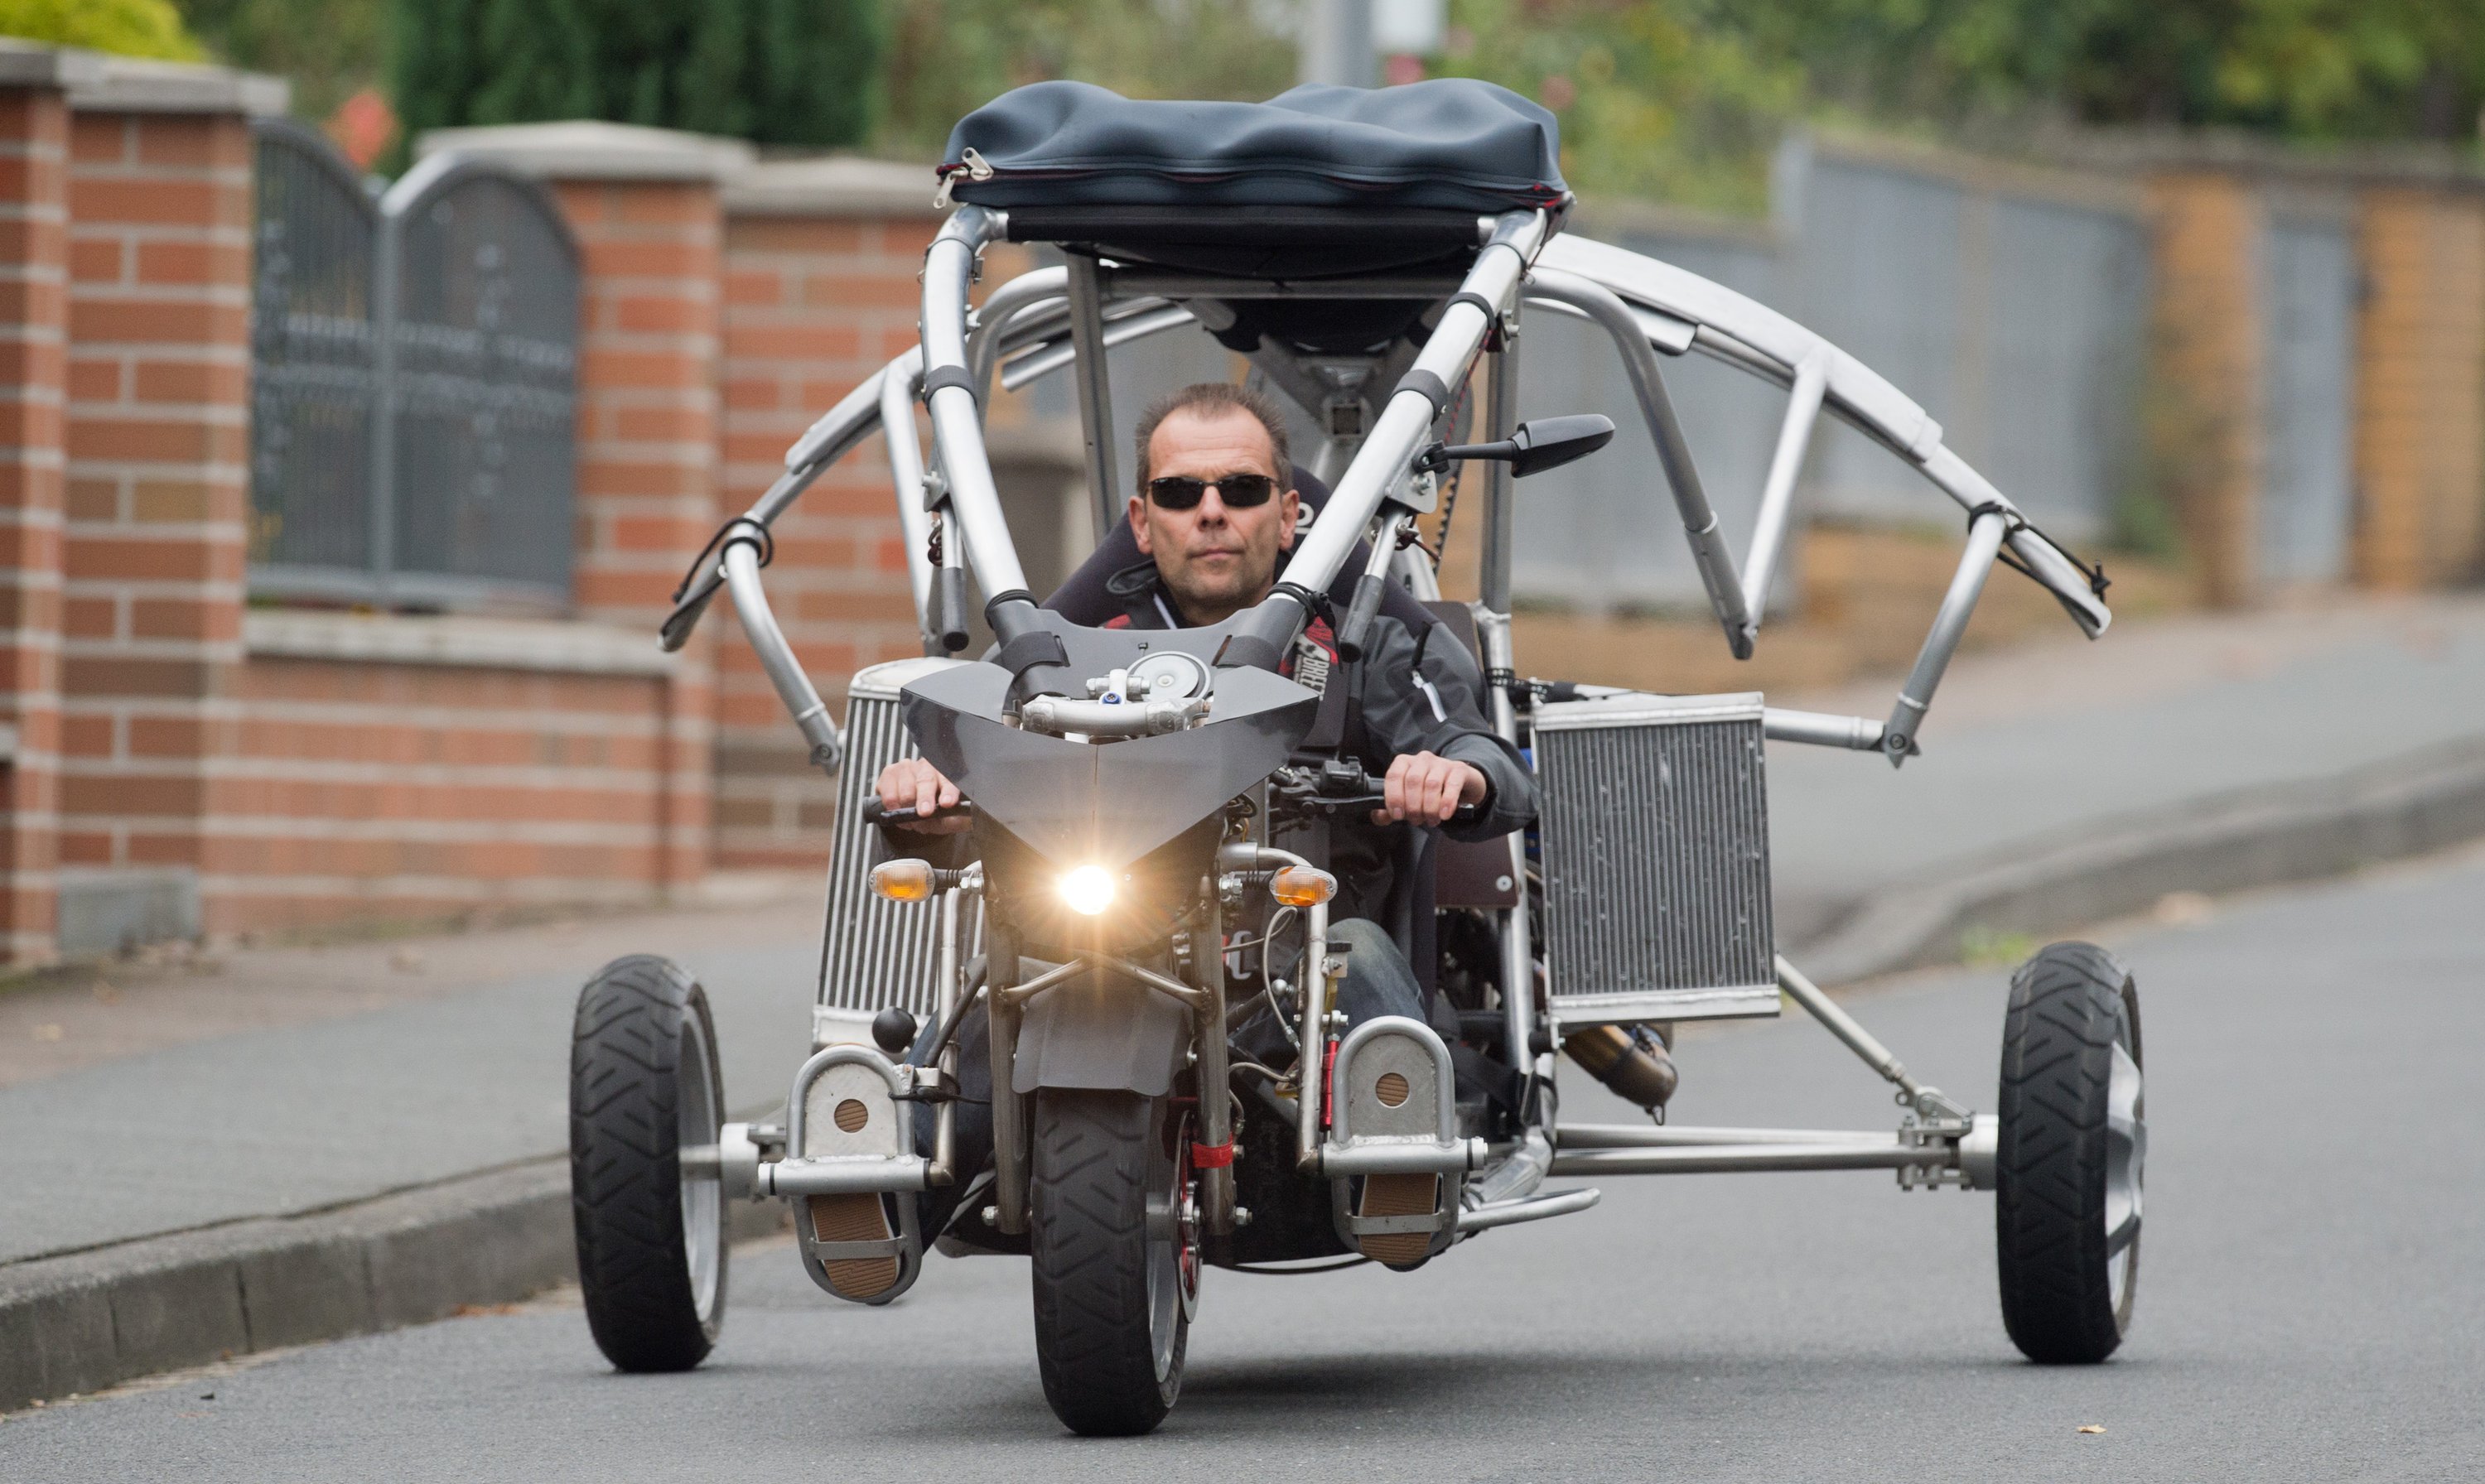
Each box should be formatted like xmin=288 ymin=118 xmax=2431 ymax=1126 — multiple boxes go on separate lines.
xmin=392 ymin=0 xmax=884 ymax=151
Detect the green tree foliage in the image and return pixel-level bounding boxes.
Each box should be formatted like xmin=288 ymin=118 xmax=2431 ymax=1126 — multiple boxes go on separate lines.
xmin=877 ymin=0 xmax=1297 ymax=157
xmin=1436 ymin=0 xmax=1802 ymax=214
xmin=0 ymin=0 xmax=202 ymax=59
xmin=178 ymin=0 xmax=381 ymax=121
xmin=1421 ymin=0 xmax=2485 ymax=210
xmin=391 ymin=0 xmax=885 ymax=151
xmin=1723 ymin=0 xmax=2485 ymax=141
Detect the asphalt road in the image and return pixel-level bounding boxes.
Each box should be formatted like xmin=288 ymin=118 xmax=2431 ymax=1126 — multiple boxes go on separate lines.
xmin=9 ymin=851 xmax=2483 ymax=1482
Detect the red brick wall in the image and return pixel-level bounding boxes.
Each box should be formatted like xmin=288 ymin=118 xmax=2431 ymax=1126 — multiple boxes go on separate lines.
xmin=551 ymin=177 xmax=723 ymax=889
xmin=0 ymin=80 xmax=68 ymax=961
xmin=218 ymin=638 xmax=678 ymax=932
xmin=712 ymin=212 xmax=933 ymax=866
xmin=60 ymin=108 xmax=250 ymax=889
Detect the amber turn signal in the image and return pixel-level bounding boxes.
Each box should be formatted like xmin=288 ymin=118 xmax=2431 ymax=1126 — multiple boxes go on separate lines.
xmin=1269 ymin=865 xmax=1338 ymax=907
xmin=869 ymin=859 xmax=937 ymax=902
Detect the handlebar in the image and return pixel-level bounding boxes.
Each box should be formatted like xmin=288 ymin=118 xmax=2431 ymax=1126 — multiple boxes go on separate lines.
xmin=860 ymin=797 xmax=976 ymax=829
xmin=1269 ymin=761 xmax=1484 ymax=828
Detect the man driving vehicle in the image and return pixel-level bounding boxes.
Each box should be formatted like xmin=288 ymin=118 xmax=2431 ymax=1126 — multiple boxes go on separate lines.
xmin=880 ymin=380 xmax=1534 ymax=1010
xmin=877 ymin=382 xmax=1538 ymax=1250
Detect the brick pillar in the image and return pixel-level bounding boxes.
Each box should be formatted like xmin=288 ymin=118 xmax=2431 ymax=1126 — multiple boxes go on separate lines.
xmin=0 ymin=46 xmax=89 ymax=963
xmin=2352 ymin=187 xmax=2485 ymax=590
xmin=714 ymin=160 xmax=942 ymax=867
xmin=415 ymin=123 xmax=753 ymax=894
xmin=60 ymin=62 xmax=274 ymax=949
xmin=2146 ymin=171 xmax=2265 ymax=607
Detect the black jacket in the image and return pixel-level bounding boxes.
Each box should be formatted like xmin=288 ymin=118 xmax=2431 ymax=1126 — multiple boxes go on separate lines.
xmin=1093 ymin=560 xmax=1536 ymax=925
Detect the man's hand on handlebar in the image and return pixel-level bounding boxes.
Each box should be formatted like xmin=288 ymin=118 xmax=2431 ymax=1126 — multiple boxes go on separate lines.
xmin=1376 ymin=752 xmax=1487 ymax=826
xmin=875 ymin=758 xmax=971 ymax=834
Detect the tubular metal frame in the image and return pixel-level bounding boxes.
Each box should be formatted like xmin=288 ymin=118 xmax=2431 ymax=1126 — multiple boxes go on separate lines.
xmin=663 ymin=210 xmax=2111 ymax=781
xmin=670 ymin=210 xmax=2122 ymax=1216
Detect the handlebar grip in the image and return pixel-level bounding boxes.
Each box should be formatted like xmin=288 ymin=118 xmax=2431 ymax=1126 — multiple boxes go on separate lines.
xmin=859 ymin=797 xmax=975 ymax=828
xmin=1300 ymin=791 xmax=1484 ymax=828
xmin=659 ymin=576 xmax=723 ymax=653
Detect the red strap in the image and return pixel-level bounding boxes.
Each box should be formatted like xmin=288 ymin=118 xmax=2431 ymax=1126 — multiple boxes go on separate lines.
xmin=1321 ymin=1040 xmax=1339 ymax=1132
xmin=1189 ymin=1141 xmax=1234 ymax=1169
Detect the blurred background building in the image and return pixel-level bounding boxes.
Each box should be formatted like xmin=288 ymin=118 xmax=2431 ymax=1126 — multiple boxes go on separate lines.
xmin=0 ymin=0 xmax=2480 ymax=960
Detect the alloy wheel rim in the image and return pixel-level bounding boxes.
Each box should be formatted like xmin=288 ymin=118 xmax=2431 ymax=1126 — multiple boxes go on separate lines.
xmin=1143 ymin=1111 xmax=1201 ymax=1379
xmin=2103 ymin=1037 xmax=2145 ymax=1313
xmin=677 ymin=1012 xmax=722 ymax=1323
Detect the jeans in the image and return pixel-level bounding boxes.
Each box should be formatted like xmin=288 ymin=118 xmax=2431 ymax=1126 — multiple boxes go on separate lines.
xmin=908 ymin=917 xmax=1430 ymax=1241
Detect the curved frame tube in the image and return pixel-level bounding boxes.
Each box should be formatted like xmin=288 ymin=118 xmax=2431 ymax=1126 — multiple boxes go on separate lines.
xmin=1740 ymin=348 xmax=1827 ymax=626
xmin=1000 ymin=304 xmax=1200 ymax=391
xmin=1226 ymin=210 xmax=1551 ymax=660
xmin=1537 ymin=233 xmax=2109 ymax=638
xmin=920 ymin=208 xmax=1033 ymax=611
xmin=724 ymin=540 xmax=842 ymax=769
xmin=693 ymin=209 xmax=2112 ymax=776
xmin=1524 ymin=267 xmax=1754 ymax=655
xmin=965 ymin=265 xmax=1070 ymax=394
xmin=877 ymin=349 xmax=936 ymax=638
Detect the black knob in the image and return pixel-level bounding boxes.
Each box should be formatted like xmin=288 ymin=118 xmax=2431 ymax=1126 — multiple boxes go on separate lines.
xmin=871 ymin=1006 xmax=920 ymax=1056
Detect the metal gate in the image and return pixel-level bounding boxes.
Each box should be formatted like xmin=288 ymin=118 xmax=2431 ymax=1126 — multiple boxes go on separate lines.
xmin=2260 ymin=216 xmax=2358 ymax=584
xmin=248 ymin=123 xmax=580 ymax=610
xmin=248 ymin=118 xmax=378 ymax=580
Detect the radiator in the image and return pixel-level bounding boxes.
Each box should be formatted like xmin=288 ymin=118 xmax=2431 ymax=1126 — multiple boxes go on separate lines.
xmin=1531 ymin=691 xmax=1780 ymax=1024
xmin=813 ymin=656 xmax=972 ymax=1044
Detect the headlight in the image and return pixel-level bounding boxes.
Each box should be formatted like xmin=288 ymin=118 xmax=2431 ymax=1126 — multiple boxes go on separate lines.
xmin=1059 ymin=865 xmax=1117 ymax=916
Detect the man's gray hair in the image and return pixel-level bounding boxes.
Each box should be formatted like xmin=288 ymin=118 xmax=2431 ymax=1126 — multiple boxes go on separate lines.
xmin=1132 ymin=383 xmax=1293 ymax=494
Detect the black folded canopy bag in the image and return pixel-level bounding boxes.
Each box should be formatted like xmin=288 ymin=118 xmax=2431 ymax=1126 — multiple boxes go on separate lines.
xmin=939 ymin=80 xmax=1567 ymax=214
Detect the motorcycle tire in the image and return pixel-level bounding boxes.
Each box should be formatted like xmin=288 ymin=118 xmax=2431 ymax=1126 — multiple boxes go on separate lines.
xmin=1029 ymin=1089 xmax=1196 ymax=1436
xmin=569 ymin=954 xmax=728 ymax=1373
xmin=1995 ymin=941 xmax=2144 ymax=1364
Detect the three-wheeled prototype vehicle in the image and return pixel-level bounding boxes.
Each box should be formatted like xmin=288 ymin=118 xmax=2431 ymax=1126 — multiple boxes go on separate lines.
xmin=567 ymin=80 xmax=2145 ymax=1436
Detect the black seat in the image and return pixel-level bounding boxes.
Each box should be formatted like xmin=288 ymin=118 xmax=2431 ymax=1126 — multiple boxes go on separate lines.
xmin=1002 ymin=203 xmax=1488 ymax=281
xmin=943 ymin=80 xmax=1569 ymax=282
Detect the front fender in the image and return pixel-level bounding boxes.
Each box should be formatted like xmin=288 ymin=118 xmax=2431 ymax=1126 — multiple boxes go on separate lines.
xmin=1011 ymin=963 xmax=1190 ymax=1097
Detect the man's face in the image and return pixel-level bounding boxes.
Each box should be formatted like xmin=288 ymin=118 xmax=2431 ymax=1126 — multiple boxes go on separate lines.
xmin=1129 ymin=407 xmax=1300 ymax=626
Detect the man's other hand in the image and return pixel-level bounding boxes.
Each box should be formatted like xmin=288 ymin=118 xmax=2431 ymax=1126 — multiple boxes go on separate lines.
xmin=876 ymin=759 xmax=969 ymax=834
xmin=1375 ymin=751 xmax=1487 ymax=826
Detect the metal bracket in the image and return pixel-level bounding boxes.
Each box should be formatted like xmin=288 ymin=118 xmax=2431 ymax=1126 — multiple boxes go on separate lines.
xmin=1776 ymin=954 xmax=1974 ymax=1122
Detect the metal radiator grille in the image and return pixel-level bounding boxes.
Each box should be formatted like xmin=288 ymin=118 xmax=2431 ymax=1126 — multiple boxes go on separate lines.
xmin=814 ymin=657 xmax=972 ymax=1040
xmin=1532 ymin=691 xmax=1779 ymax=1024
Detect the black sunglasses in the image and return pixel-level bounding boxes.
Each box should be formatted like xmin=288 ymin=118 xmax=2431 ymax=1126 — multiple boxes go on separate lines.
xmin=1146 ymin=473 xmax=1277 ymax=510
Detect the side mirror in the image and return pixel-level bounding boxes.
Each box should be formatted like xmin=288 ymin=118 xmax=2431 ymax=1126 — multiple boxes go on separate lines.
xmin=1416 ymin=413 xmax=1616 ymax=479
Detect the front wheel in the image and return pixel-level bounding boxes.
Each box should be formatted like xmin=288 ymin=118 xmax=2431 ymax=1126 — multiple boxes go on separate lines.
xmin=569 ymin=955 xmax=727 ymax=1372
xmin=1995 ymin=942 xmax=2144 ymax=1363
xmin=1029 ymin=1090 xmax=1199 ymax=1436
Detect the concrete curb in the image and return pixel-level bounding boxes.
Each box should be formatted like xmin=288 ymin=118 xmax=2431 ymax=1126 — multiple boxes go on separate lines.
xmin=1795 ymin=736 xmax=2485 ymax=984
xmin=0 ymin=1158 xmax=785 ymax=1411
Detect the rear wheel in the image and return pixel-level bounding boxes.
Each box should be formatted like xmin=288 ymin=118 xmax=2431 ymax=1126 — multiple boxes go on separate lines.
xmin=569 ymin=955 xmax=727 ymax=1372
xmin=1029 ymin=1090 xmax=1199 ymax=1436
xmin=1995 ymin=942 xmax=2143 ymax=1363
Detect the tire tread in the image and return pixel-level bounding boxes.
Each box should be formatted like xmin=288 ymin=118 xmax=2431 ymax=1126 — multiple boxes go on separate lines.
xmin=1029 ymin=1090 xmax=1182 ymax=1436
xmin=1995 ymin=941 xmax=2137 ymax=1363
xmin=569 ymin=954 xmax=723 ymax=1373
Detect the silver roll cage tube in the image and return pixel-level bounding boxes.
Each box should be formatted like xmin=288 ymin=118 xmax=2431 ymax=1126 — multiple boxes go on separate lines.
xmin=663 ymin=203 xmax=2113 ymax=774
